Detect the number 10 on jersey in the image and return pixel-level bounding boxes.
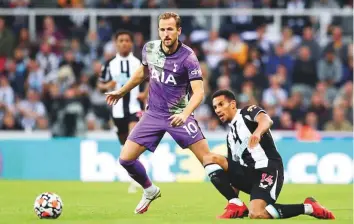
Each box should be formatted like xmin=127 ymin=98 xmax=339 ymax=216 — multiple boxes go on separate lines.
xmin=183 ymin=122 xmax=198 ymax=137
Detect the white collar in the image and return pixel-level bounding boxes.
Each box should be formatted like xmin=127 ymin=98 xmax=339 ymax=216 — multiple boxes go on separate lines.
xmin=228 ymin=109 xmax=241 ymax=127
xmin=116 ymin=52 xmax=132 ymax=59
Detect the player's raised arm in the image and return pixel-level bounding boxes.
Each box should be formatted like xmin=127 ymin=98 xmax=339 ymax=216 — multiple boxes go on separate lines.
xmin=105 ymin=64 xmax=146 ymax=105
xmin=254 ymin=112 xmax=273 ymax=135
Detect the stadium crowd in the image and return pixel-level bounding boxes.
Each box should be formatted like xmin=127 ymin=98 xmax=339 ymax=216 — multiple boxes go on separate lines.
xmin=0 ymin=0 xmax=352 ymax=136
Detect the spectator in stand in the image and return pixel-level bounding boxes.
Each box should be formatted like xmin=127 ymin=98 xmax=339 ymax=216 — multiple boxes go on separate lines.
xmin=238 ymin=81 xmax=259 ymax=108
xmin=70 ymin=38 xmax=85 ymax=63
xmin=325 ymin=26 xmax=348 ymax=62
xmin=36 ymin=42 xmax=59 ymax=78
xmin=299 ymin=26 xmax=321 ymax=60
xmin=296 ymin=118 xmax=321 ymax=141
xmin=26 ymin=58 xmax=45 ymax=94
xmin=317 ymin=47 xmax=342 ymax=86
xmin=334 ymin=81 xmax=353 ymax=122
xmin=324 ymin=107 xmax=353 ymax=131
xmin=281 ymin=26 xmax=301 ymax=56
xmin=277 ymin=112 xmax=295 ymax=130
xmin=262 ymin=75 xmax=288 ymax=116
xmin=247 ymin=47 xmax=264 ymax=74
xmin=133 ymin=32 xmax=145 ymax=61
xmin=283 ymin=91 xmax=306 ymax=122
xmin=0 ymin=17 xmax=15 ymax=58
xmin=334 ymin=81 xmax=353 ymax=107
xmin=292 ymin=46 xmax=318 ymax=88
xmin=41 ymin=16 xmax=65 ymax=55
xmin=16 ymin=28 xmax=32 ymax=57
xmin=308 ymin=91 xmax=330 ymax=129
xmin=304 ymin=111 xmax=320 ymax=130
xmin=265 ymin=43 xmax=294 ymax=79
xmin=225 ymin=32 xmax=248 ymax=67
xmin=0 ymin=111 xmax=22 ymax=130
xmin=16 ymin=88 xmax=48 ymax=130
xmin=341 ymin=43 xmax=353 ymax=84
xmin=315 ymin=81 xmax=338 ymax=107
xmin=10 ymin=48 xmax=28 ymax=98
xmin=59 ymin=49 xmax=84 ymax=83
xmin=239 ymin=62 xmax=267 ymax=91
xmin=85 ymin=30 xmax=101 ymax=65
xmin=292 ymin=46 xmax=318 ymax=105
xmin=88 ymin=60 xmax=110 ymax=129
xmin=0 ymin=75 xmax=15 ymax=120
xmin=202 ymin=30 xmax=228 ymax=69
xmin=97 ymin=18 xmax=113 ymax=43
xmin=103 ymin=34 xmax=116 ymax=61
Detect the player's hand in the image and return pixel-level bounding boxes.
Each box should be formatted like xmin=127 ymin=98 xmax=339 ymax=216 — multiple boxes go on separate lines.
xmin=168 ymin=113 xmax=188 ymax=127
xmin=105 ymin=90 xmax=122 ymax=106
xmin=248 ymin=132 xmax=261 ymax=149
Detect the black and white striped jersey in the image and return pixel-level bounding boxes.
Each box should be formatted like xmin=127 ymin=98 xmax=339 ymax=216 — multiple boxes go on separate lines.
xmin=100 ymin=53 xmax=142 ymax=118
xmin=227 ymin=105 xmax=282 ymax=170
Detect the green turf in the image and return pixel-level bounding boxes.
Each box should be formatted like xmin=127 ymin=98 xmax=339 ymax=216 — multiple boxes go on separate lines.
xmin=0 ymin=181 xmax=352 ymax=224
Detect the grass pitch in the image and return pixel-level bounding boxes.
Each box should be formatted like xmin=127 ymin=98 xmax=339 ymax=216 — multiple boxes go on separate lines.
xmin=0 ymin=181 xmax=352 ymax=224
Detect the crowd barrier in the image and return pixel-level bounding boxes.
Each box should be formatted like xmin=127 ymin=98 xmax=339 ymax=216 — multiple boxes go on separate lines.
xmin=0 ymin=137 xmax=352 ymax=184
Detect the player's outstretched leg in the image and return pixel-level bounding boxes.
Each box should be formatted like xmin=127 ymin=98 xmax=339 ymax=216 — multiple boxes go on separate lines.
xmin=119 ymin=140 xmax=161 ymax=214
xmin=250 ymin=199 xmax=335 ymax=219
xmin=203 ymin=153 xmax=248 ymax=219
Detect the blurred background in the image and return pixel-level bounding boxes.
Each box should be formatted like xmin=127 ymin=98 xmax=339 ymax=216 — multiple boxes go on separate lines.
xmin=0 ymin=0 xmax=352 ymax=140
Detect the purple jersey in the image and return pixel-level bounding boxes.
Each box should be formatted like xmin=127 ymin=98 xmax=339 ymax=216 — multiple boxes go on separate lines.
xmin=142 ymin=40 xmax=202 ymax=115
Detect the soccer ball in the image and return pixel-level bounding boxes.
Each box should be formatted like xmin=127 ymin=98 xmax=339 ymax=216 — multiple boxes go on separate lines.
xmin=33 ymin=192 xmax=63 ymax=219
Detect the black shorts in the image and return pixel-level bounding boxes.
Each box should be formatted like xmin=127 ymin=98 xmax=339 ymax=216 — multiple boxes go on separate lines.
xmin=112 ymin=113 xmax=140 ymax=135
xmin=227 ymin=158 xmax=284 ymax=204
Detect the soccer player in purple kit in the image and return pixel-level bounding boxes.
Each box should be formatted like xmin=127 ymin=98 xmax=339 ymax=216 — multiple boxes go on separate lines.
xmin=105 ymin=12 xmax=213 ymax=214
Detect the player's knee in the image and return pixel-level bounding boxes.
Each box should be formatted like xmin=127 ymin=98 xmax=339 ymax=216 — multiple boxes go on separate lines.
xmin=249 ymin=210 xmax=272 ymax=219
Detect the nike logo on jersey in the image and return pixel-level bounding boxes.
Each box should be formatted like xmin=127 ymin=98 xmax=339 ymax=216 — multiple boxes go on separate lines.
xmin=191 ymin=134 xmax=198 ymax=139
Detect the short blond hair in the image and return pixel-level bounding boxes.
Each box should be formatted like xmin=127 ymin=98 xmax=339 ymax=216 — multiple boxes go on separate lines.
xmin=158 ymin=12 xmax=181 ymax=28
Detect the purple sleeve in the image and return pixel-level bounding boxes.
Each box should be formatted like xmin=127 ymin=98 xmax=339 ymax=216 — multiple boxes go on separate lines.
xmin=141 ymin=43 xmax=148 ymax=66
xmin=184 ymin=53 xmax=202 ymax=81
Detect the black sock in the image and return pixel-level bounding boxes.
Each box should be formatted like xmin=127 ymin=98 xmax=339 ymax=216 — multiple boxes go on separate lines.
xmin=205 ymin=164 xmax=237 ymax=201
xmin=266 ymin=204 xmax=304 ymax=219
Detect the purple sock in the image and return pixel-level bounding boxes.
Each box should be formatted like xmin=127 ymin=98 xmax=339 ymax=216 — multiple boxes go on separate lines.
xmin=119 ymin=158 xmax=152 ymax=189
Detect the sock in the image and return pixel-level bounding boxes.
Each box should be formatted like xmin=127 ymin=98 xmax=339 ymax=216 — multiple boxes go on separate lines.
xmin=304 ymin=203 xmax=314 ymax=215
xmin=229 ymin=198 xmax=244 ymax=206
xmin=266 ymin=204 xmax=305 ymax=219
xmin=204 ymin=164 xmax=238 ymax=201
xmin=119 ymin=158 xmax=152 ymax=189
